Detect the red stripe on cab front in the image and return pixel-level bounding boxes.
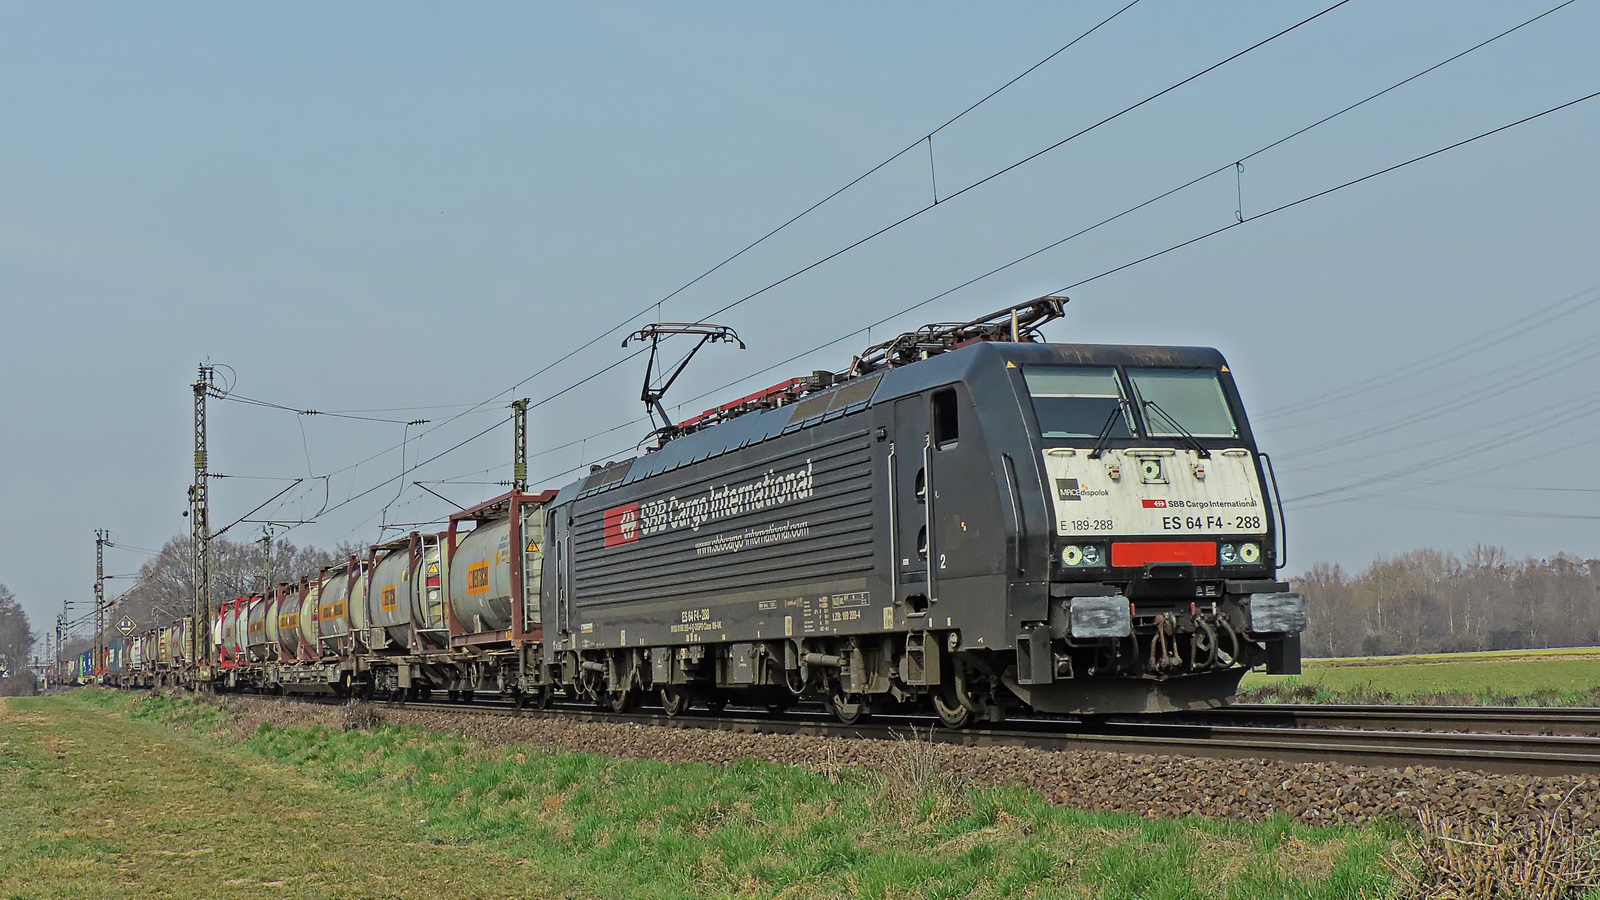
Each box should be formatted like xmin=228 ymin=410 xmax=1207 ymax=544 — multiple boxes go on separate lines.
xmin=1111 ymin=541 xmax=1217 ymax=567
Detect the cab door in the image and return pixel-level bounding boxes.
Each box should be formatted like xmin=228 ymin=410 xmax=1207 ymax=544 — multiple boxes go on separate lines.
xmin=891 ymin=395 xmax=936 ymax=612
xmin=549 ymin=505 xmax=575 ymax=648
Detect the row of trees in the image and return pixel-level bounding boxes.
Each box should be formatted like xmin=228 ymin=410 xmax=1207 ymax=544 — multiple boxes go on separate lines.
xmin=41 ymin=534 xmax=361 ymax=669
xmin=106 ymin=534 xmax=364 ymax=635
xmin=1293 ymin=546 xmax=1600 ymax=657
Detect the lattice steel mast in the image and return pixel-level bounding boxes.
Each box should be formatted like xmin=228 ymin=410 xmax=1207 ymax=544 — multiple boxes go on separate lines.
xmin=511 ymin=398 xmax=529 ymax=493
xmin=93 ymin=529 xmax=108 ymax=677
xmin=189 ymin=365 xmax=215 ymax=673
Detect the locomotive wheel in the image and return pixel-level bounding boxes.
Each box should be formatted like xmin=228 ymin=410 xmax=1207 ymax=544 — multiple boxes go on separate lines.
xmin=660 ymin=686 xmax=689 ymax=717
xmin=932 ymin=687 xmax=974 ymax=729
xmin=829 ymin=689 xmax=871 ymax=726
xmin=533 ymin=686 xmax=554 ymax=710
xmin=606 ymin=688 xmax=634 ymax=714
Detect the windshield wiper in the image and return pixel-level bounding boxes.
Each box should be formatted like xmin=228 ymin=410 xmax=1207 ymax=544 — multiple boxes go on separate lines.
xmin=1087 ymin=401 xmax=1129 ymax=459
xmin=1142 ymin=400 xmax=1211 ymax=459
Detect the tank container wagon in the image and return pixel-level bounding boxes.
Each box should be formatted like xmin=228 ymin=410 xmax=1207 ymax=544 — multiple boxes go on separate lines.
xmin=275 ymin=494 xmax=552 ymax=702
xmin=261 ymin=557 xmax=372 ymax=695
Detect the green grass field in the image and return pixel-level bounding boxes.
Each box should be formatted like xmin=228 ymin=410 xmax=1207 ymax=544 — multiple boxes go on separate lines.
xmin=0 ymin=691 xmax=1405 ymax=900
xmin=1240 ymin=647 xmax=1600 ymax=705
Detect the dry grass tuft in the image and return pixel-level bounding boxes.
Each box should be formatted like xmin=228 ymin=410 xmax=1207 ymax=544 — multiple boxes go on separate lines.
xmin=338 ymin=701 xmax=385 ymax=732
xmin=873 ymin=728 xmax=970 ymax=796
xmin=1389 ymin=799 xmax=1600 ymax=899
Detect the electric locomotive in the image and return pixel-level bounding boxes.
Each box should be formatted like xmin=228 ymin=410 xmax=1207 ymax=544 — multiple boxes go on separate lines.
xmin=534 ymin=297 xmax=1304 ymax=724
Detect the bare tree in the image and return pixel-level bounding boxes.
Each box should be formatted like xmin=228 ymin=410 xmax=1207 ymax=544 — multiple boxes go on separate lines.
xmin=0 ymin=584 xmax=37 ymax=694
xmin=110 ymin=533 xmax=375 ymax=630
xmin=1294 ymin=545 xmax=1600 ymax=657
xmin=1296 ymin=562 xmax=1360 ymax=657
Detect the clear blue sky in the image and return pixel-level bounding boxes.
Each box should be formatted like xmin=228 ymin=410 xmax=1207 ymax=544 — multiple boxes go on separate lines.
xmin=4 ymin=1 xmax=1598 ymax=646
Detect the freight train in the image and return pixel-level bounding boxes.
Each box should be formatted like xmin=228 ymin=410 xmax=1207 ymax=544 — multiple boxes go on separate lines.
xmin=106 ymin=298 xmax=1305 ymax=725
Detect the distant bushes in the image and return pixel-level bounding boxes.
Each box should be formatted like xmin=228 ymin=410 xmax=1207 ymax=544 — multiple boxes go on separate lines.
xmin=0 ymin=675 xmax=39 ymax=697
xmin=1296 ymin=547 xmax=1600 ymax=658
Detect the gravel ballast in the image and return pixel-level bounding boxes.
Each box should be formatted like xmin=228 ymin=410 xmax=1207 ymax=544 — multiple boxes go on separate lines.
xmin=217 ymin=696 xmax=1599 ymax=832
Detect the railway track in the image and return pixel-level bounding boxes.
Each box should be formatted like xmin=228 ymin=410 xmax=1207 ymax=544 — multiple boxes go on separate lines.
xmin=1192 ymin=703 xmax=1600 ymax=737
xmin=313 ymin=696 xmax=1600 ymax=778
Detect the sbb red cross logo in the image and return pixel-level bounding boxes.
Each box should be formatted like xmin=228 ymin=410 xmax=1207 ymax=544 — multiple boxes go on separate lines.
xmin=603 ymin=502 xmax=641 ymax=547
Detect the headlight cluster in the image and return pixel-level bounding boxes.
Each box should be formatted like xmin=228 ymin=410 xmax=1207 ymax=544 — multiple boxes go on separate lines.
xmin=1061 ymin=544 xmax=1104 ymax=567
xmin=1220 ymin=542 xmax=1262 ymax=565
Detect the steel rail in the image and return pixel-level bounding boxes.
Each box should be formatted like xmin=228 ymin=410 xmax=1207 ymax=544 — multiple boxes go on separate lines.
xmin=313 ymin=697 xmax=1600 ymax=778
xmin=1162 ymin=704 xmax=1600 ymax=737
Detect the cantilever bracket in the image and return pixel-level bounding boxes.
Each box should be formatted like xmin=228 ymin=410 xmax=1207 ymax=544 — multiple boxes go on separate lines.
xmin=623 ymin=323 xmax=745 ymax=432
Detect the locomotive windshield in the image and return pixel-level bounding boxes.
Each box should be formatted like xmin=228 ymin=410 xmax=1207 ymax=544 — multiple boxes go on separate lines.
xmin=1024 ymin=366 xmax=1137 ymax=439
xmin=1126 ymin=367 xmax=1238 ymax=438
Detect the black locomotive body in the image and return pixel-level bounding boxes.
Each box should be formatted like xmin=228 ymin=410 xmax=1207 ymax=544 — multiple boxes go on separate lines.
xmin=539 ymin=322 xmax=1304 ymax=723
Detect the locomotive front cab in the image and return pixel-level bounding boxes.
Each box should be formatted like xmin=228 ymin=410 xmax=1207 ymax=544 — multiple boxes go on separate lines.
xmin=1001 ymin=344 xmax=1305 ymax=714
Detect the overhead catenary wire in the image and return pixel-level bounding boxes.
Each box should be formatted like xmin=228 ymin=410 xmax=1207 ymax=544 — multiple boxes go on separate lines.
xmin=1285 ymin=392 xmax=1600 ymax=509
xmin=1281 ymin=385 xmax=1600 ymax=478
xmin=267 ymin=76 xmax=1600 ymax=545
xmin=236 ymin=0 xmax=1361 ymax=532
xmin=251 ymin=348 xmax=650 ymax=531
xmin=689 ymin=0 xmax=1355 ymax=327
xmin=1277 ymin=322 xmax=1600 ymax=459
xmin=254 ymin=0 xmax=1342 ymax=514
xmin=1262 ymin=282 xmax=1600 ymax=434
xmin=260 ymin=7 xmax=1145 ymax=495
xmin=217 ymin=391 xmax=433 ymax=426
xmin=1283 ymin=410 xmax=1600 ymax=510
xmin=1049 ymin=89 xmax=1600 ymax=295
xmin=648 ymin=0 xmax=1144 ymax=312
xmin=1261 ymin=270 xmax=1600 ymax=421
xmin=599 ymin=10 xmax=1584 ymax=435
xmin=454 ymin=77 xmax=1590 ymax=508
xmin=1365 ymin=500 xmax=1600 ymax=522
xmin=211 ymin=5 xmax=1585 ymax=544
xmin=639 ymin=86 xmax=1600 ymax=446
xmin=520 ymin=66 xmax=1600 ymax=507
xmin=284 ymin=413 xmax=512 ymax=532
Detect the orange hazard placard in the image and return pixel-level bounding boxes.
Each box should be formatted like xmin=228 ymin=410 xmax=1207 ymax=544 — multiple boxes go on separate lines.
xmin=467 ymin=561 xmax=490 ymax=595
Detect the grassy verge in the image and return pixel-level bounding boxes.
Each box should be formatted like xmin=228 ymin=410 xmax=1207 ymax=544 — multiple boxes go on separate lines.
xmin=0 ymin=691 xmax=573 ymax=900
xmin=1241 ymin=648 xmax=1600 ymax=705
xmin=113 ymin=690 xmax=1403 ymax=899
